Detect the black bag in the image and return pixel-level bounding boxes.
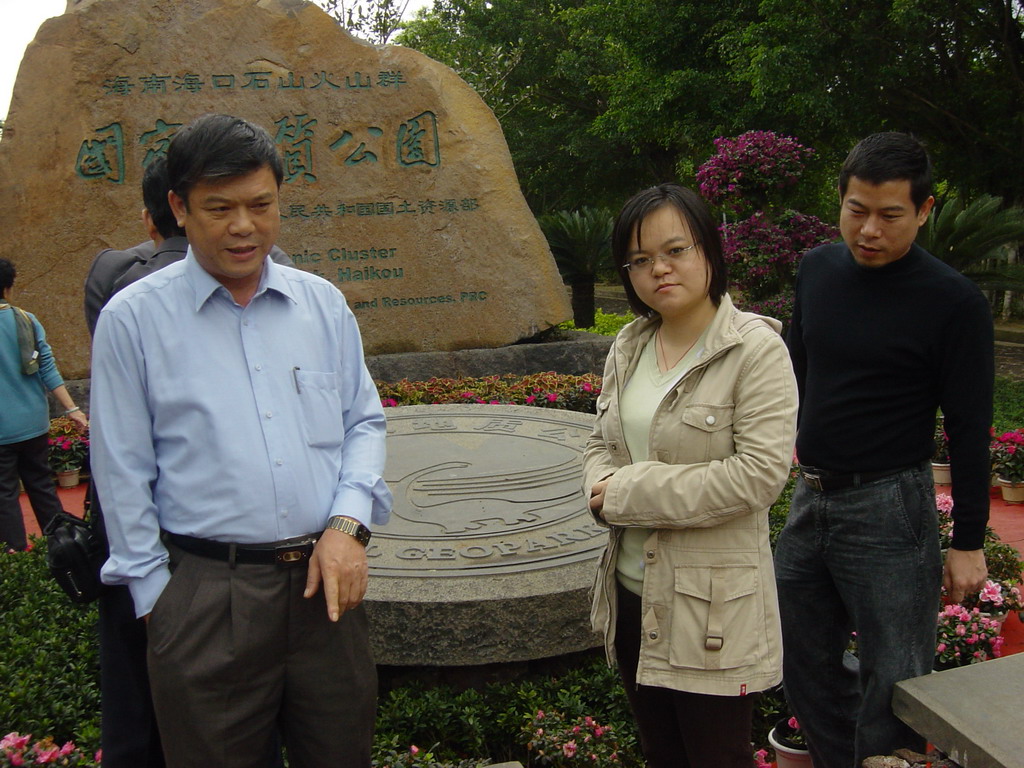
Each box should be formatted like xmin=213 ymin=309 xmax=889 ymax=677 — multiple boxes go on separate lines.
xmin=44 ymin=497 xmax=105 ymax=604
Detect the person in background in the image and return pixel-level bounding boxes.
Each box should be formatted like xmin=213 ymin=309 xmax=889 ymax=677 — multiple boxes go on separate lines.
xmin=90 ymin=113 xmax=390 ymax=768
xmin=0 ymin=258 xmax=88 ymax=551
xmin=777 ymin=132 xmax=993 ymax=767
xmin=585 ymin=183 xmax=798 ymax=768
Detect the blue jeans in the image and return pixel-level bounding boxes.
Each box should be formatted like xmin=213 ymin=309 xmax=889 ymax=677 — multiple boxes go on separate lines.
xmin=774 ymin=462 xmax=941 ymax=768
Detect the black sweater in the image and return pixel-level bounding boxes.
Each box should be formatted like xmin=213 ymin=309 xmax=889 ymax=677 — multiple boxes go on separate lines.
xmin=788 ymin=242 xmax=993 ymax=549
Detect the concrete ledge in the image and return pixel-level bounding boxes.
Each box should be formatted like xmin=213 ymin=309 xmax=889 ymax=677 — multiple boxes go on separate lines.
xmin=893 ymin=653 xmax=1024 ymax=768
xmin=365 ymin=332 xmax=613 ymax=382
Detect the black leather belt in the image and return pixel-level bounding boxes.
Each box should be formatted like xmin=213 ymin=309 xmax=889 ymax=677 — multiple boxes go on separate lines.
xmin=163 ymin=531 xmax=317 ymax=566
xmin=799 ymin=462 xmax=925 ymax=493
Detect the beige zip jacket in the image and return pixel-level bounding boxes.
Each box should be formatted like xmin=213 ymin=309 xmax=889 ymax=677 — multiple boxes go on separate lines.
xmin=584 ymin=294 xmax=798 ymax=697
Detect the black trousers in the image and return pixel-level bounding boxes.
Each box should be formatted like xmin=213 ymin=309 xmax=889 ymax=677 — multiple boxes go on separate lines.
xmin=147 ymin=544 xmax=377 ymax=768
xmin=0 ymin=434 xmax=62 ymax=551
xmin=614 ymin=583 xmax=757 ymax=768
xmin=92 ymin=492 xmax=166 ymax=768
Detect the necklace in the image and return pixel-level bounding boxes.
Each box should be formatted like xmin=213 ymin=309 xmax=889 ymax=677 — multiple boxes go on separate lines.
xmin=656 ymin=327 xmax=699 ymax=372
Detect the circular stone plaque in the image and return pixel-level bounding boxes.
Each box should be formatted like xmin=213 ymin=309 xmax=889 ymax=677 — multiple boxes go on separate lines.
xmin=365 ymin=404 xmax=605 ymax=665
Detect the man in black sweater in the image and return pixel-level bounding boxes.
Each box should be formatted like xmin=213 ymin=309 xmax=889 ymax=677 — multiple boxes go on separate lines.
xmin=776 ymin=132 xmax=992 ymax=767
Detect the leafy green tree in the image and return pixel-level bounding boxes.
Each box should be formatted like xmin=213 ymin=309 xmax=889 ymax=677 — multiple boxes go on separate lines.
xmin=317 ymin=0 xmax=409 ymax=44
xmin=396 ymin=0 xmax=660 ymax=214
xmin=730 ymin=0 xmax=1024 ymax=204
xmin=539 ymin=206 xmax=613 ymax=328
xmin=917 ymin=195 xmax=1024 ymax=290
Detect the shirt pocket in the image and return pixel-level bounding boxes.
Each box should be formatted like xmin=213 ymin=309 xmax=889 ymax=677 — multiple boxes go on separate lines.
xmin=295 ymin=369 xmax=344 ymax=449
xmin=678 ymin=404 xmax=735 ymax=462
xmin=669 ymin=564 xmax=763 ymax=670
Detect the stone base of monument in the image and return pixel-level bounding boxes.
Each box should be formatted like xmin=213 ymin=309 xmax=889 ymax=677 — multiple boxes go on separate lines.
xmin=892 ymin=652 xmax=1024 ymax=768
xmin=366 ymin=405 xmax=605 ymax=667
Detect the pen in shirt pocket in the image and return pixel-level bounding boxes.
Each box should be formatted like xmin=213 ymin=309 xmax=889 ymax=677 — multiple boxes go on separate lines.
xmin=292 ymin=366 xmax=302 ymax=394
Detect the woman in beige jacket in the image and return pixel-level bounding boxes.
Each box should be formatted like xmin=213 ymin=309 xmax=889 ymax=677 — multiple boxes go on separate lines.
xmin=585 ymin=184 xmax=798 ymax=767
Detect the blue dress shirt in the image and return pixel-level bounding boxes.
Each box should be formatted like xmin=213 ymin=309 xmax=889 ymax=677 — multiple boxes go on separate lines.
xmin=91 ymin=251 xmax=391 ymax=617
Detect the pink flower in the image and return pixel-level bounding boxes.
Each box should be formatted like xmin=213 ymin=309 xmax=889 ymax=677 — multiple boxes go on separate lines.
xmin=980 ymin=580 xmax=1003 ymax=606
xmin=2 ymin=734 xmax=30 ymax=751
xmin=10 ymin=752 xmax=25 ymax=766
xmin=525 ymin=395 xmax=536 ymax=404
xmin=936 ymin=642 xmax=946 ymax=653
xmin=562 ymin=741 xmax=577 ymax=758
xmin=32 ymin=745 xmax=59 ymax=764
xmin=788 ymin=716 xmax=800 ymax=731
xmin=58 ymin=742 xmax=75 ymax=757
xmin=410 ymin=745 xmax=419 ymax=755
xmin=935 ymin=494 xmax=954 ymax=512
xmin=546 ymin=393 xmax=558 ymax=402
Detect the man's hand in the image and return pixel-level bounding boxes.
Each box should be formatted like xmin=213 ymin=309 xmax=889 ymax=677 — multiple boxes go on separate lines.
xmin=589 ymin=479 xmax=610 ymax=520
xmin=943 ymin=547 xmax=988 ymax=604
xmin=304 ymin=526 xmax=368 ymax=622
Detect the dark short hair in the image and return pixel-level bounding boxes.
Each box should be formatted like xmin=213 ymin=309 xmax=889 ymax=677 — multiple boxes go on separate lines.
xmin=612 ymin=183 xmax=728 ymax=317
xmin=166 ymin=114 xmax=284 ymax=206
xmin=142 ymin=156 xmax=186 ymax=239
xmin=0 ymin=258 xmax=15 ymax=297
xmin=838 ymin=132 xmax=933 ymax=211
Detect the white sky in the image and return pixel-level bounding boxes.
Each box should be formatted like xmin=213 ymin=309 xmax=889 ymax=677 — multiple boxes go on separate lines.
xmin=0 ymin=0 xmax=432 ymax=121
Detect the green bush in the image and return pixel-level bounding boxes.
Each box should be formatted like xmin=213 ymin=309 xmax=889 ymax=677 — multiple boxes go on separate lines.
xmin=559 ymin=309 xmax=635 ymax=337
xmin=374 ymin=659 xmax=642 ymax=766
xmin=0 ymin=539 xmax=101 ymax=754
xmin=994 ymin=377 xmax=1024 ymax=435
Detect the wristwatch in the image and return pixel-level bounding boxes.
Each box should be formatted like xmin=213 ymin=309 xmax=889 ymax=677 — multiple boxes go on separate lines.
xmin=326 ymin=516 xmax=371 ymax=547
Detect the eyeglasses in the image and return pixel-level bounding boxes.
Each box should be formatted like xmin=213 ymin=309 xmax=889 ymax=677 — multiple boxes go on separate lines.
xmin=622 ymin=243 xmax=701 ymax=272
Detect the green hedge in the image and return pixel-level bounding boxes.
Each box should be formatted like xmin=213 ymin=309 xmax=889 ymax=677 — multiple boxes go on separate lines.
xmin=0 ymin=540 xmax=101 ymax=753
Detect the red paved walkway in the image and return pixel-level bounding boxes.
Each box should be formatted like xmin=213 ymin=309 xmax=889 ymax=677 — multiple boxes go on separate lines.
xmin=19 ymin=477 xmax=1024 ymax=655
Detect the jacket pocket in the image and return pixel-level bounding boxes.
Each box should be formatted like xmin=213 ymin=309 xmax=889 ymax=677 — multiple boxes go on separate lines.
xmin=668 ymin=564 xmax=762 ymax=670
xmin=679 ymin=404 xmax=735 ymax=461
xmin=295 ymin=369 xmax=344 ymax=448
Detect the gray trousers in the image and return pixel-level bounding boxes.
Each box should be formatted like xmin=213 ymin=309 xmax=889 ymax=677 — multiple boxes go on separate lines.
xmin=147 ymin=545 xmax=377 ymax=768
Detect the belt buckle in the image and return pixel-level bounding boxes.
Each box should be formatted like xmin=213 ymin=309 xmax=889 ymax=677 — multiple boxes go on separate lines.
xmin=275 ymin=543 xmax=311 ymax=565
xmin=801 ymin=471 xmax=824 ymax=492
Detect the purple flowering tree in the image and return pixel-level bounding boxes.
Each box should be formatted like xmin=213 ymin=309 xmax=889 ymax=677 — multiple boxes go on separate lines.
xmin=698 ymin=131 xmax=837 ymax=326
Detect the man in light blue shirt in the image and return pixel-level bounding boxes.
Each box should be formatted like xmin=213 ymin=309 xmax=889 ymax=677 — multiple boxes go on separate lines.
xmin=90 ymin=114 xmax=391 ymax=768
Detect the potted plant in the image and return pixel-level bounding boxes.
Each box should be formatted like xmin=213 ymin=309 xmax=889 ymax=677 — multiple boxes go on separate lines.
xmin=991 ymin=429 xmax=1024 ymax=503
xmin=934 ymin=604 xmax=1005 ymax=669
xmin=768 ymin=715 xmax=813 ymax=767
xmin=932 ymin=415 xmax=951 ymax=485
xmin=47 ymin=420 xmax=89 ymax=488
xmin=960 ymin=579 xmax=1024 ymax=627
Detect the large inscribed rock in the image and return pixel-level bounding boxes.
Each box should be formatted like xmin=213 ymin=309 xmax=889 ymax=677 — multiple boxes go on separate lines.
xmin=0 ymin=0 xmax=570 ymax=378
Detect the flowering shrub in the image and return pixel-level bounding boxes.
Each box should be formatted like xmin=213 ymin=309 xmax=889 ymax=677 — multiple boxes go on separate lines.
xmin=697 ymin=131 xmax=815 ymax=214
xmin=936 ymin=493 xmax=954 ymax=548
xmin=47 ymin=435 xmax=89 ymax=473
xmin=522 ymin=710 xmax=631 ymax=766
xmin=721 ymin=210 xmax=837 ymax=303
xmin=962 ymin=579 xmax=1024 ymax=615
xmin=935 ymin=604 xmax=1004 ymax=667
xmin=47 ymin=417 xmax=89 ymax=473
xmin=371 ymin=739 xmax=479 ymax=768
xmin=992 ymin=429 xmax=1024 ymax=482
xmin=771 ymin=715 xmax=807 ymax=749
xmin=0 ymin=733 xmax=99 ymax=767
xmin=377 ymin=373 xmax=602 ymax=415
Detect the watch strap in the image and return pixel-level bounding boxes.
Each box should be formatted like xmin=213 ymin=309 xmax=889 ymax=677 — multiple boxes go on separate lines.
xmin=326 ymin=516 xmax=371 ymax=546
